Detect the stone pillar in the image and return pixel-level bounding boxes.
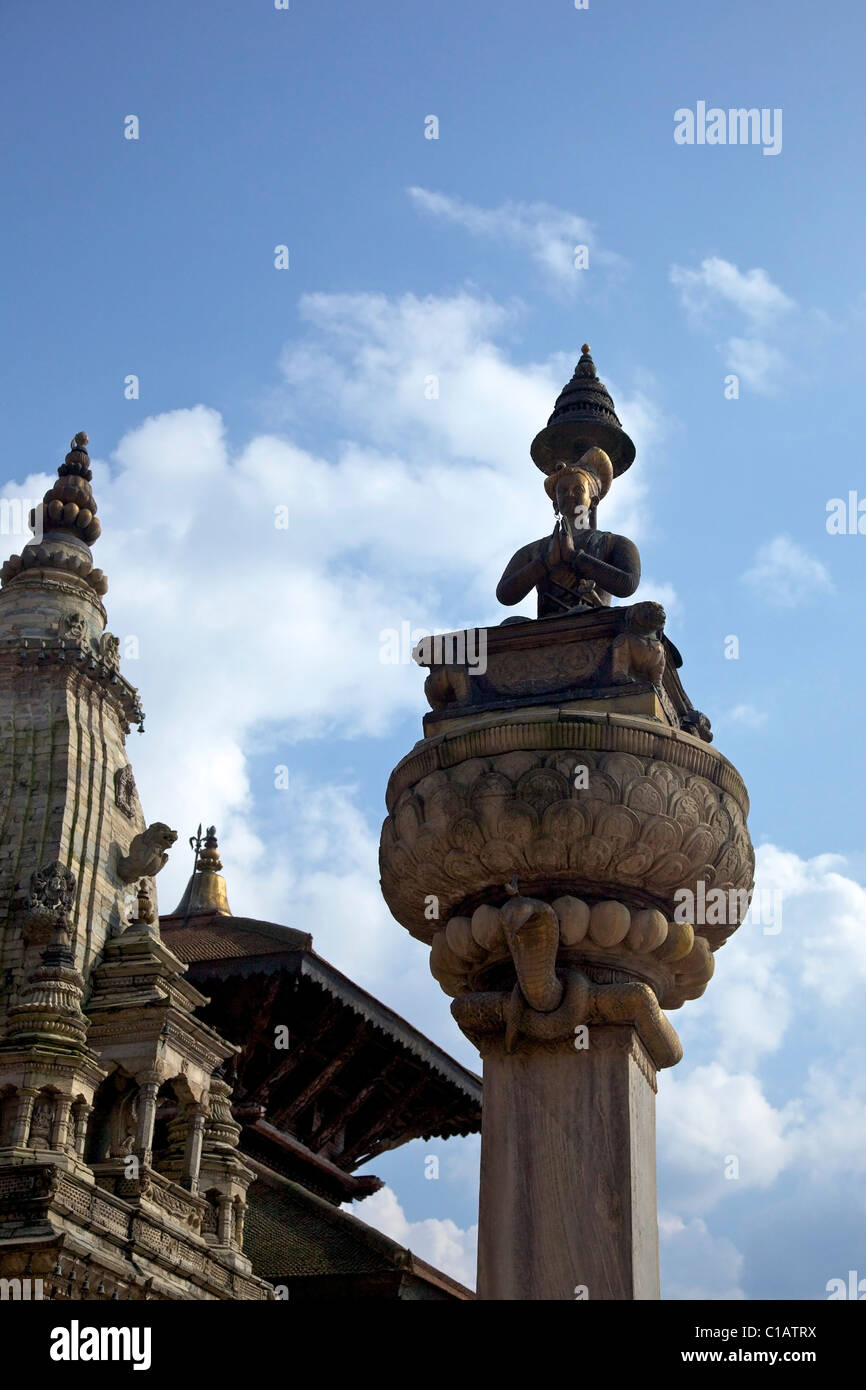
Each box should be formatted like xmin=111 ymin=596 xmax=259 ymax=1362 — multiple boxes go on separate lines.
xmin=450 ymin=935 xmax=681 ymax=1301
xmin=11 ymin=1088 xmax=37 ymax=1148
xmin=477 ymin=1029 xmax=659 ymax=1300
xmin=182 ymin=1107 xmax=206 ymax=1193
xmin=71 ymin=1102 xmax=91 ymax=1159
xmin=52 ymin=1096 xmax=73 ymax=1153
xmin=217 ymin=1195 xmax=233 ymax=1245
xmin=134 ymin=1080 xmax=160 ymax=1166
xmin=233 ymin=1197 xmax=245 ymax=1248
xmin=379 ymin=348 xmax=754 ymax=1301
xmin=380 ymin=657 xmax=753 ymax=1302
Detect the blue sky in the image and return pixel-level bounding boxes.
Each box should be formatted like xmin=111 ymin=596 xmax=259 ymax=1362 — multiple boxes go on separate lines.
xmin=2 ymin=1 xmax=865 ymax=1297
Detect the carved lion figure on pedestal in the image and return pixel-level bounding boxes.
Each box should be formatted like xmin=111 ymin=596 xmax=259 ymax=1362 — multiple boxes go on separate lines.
xmin=610 ymin=601 xmax=666 ymax=686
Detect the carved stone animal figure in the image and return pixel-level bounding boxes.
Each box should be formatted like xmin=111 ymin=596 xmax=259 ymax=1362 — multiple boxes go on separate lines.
xmin=501 ymin=887 xmax=563 ymax=1013
xmin=610 ymin=601 xmax=666 ymax=686
xmin=681 ymin=708 xmax=713 ymax=744
xmin=117 ymin=823 xmax=178 ymax=883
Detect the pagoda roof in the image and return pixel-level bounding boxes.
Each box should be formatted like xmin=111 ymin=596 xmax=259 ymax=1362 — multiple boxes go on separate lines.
xmin=161 ymin=911 xmax=311 ymax=962
xmin=243 ymin=1159 xmax=473 ymax=1300
xmin=161 ymin=904 xmax=481 ymax=1176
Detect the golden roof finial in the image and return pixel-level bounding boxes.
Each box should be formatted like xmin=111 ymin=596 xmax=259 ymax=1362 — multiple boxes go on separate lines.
xmin=169 ymin=824 xmax=232 ymax=917
xmin=581 ymin=343 xmax=591 ymax=356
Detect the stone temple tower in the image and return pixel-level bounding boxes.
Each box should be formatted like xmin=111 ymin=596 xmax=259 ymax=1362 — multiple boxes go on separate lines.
xmin=0 ymin=431 xmax=150 ymax=992
xmin=379 ymin=347 xmax=755 ymax=1301
xmin=0 ymin=435 xmax=267 ymax=1299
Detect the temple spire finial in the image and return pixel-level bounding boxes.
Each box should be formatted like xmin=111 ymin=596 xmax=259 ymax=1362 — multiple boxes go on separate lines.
xmin=47 ymin=432 xmax=101 ymax=545
xmin=0 ymin=430 xmax=107 ymax=594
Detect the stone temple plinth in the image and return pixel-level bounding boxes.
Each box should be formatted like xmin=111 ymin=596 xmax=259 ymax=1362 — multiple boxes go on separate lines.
xmin=378 ymin=346 xmax=754 ymax=1300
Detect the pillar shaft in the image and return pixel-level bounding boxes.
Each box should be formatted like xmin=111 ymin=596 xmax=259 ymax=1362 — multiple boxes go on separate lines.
xmin=477 ymin=1027 xmax=659 ymax=1302
xmin=182 ymin=1110 xmax=205 ymax=1192
xmin=234 ymin=1200 xmax=245 ymax=1248
xmin=135 ymin=1082 xmax=159 ymax=1165
xmin=52 ymin=1096 xmax=73 ymax=1151
xmin=11 ymin=1089 xmax=37 ymax=1147
xmin=72 ymin=1103 xmax=90 ymax=1158
xmin=217 ymin=1196 xmax=232 ymax=1244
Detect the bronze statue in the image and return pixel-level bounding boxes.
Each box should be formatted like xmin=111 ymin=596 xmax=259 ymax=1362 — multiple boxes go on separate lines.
xmin=496 ymin=445 xmax=640 ymax=618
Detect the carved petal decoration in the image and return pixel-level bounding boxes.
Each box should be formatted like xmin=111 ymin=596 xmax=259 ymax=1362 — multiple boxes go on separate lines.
xmin=380 ymin=719 xmax=754 ymax=946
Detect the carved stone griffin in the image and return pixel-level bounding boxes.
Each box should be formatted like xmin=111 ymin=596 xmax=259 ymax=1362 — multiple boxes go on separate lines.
xmin=117 ymin=823 xmax=178 ymax=883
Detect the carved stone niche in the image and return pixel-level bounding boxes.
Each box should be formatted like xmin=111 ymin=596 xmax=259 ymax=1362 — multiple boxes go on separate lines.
xmin=28 ymin=861 xmax=76 ymax=925
xmin=114 ymin=765 xmax=138 ymax=820
xmin=23 ymin=861 xmax=77 ymax=949
xmin=58 ymin=611 xmax=88 ymax=646
xmin=28 ymin=1091 xmax=57 ymax=1150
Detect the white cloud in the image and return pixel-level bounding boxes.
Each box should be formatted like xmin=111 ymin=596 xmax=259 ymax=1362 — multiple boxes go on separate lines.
xmin=741 ymin=535 xmax=833 ymax=607
xmin=638 ymin=578 xmax=681 ymax=620
xmin=659 ymin=1062 xmax=799 ymax=1202
xmin=670 ymin=256 xmax=795 ymax=392
xmin=440 ymin=1134 xmax=480 ymax=1188
xmin=658 ymin=841 xmax=866 ymax=1274
xmin=660 ymin=1213 xmax=746 ymax=1300
xmin=758 ymin=846 xmax=866 ymax=1007
xmin=686 ymin=943 xmax=792 ymax=1071
xmin=349 ymin=1184 xmax=477 ymax=1290
xmin=673 ymin=843 xmax=866 ymax=1072
xmin=726 ymin=703 xmax=768 ymax=728
xmin=408 ymin=187 xmax=626 ymax=292
xmin=280 ymin=290 xmax=664 ymax=554
xmin=797 ymin=1057 xmax=866 ymax=1180
xmin=725 ymin=336 xmax=787 ymax=394
xmin=670 ymin=258 xmax=794 ymax=332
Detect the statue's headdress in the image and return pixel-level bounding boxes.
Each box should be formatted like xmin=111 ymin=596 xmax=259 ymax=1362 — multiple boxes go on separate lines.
xmin=531 ymin=345 xmax=635 ymax=478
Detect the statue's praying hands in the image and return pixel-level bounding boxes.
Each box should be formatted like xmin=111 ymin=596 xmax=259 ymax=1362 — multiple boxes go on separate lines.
xmin=497 ymin=448 xmax=641 ymax=619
